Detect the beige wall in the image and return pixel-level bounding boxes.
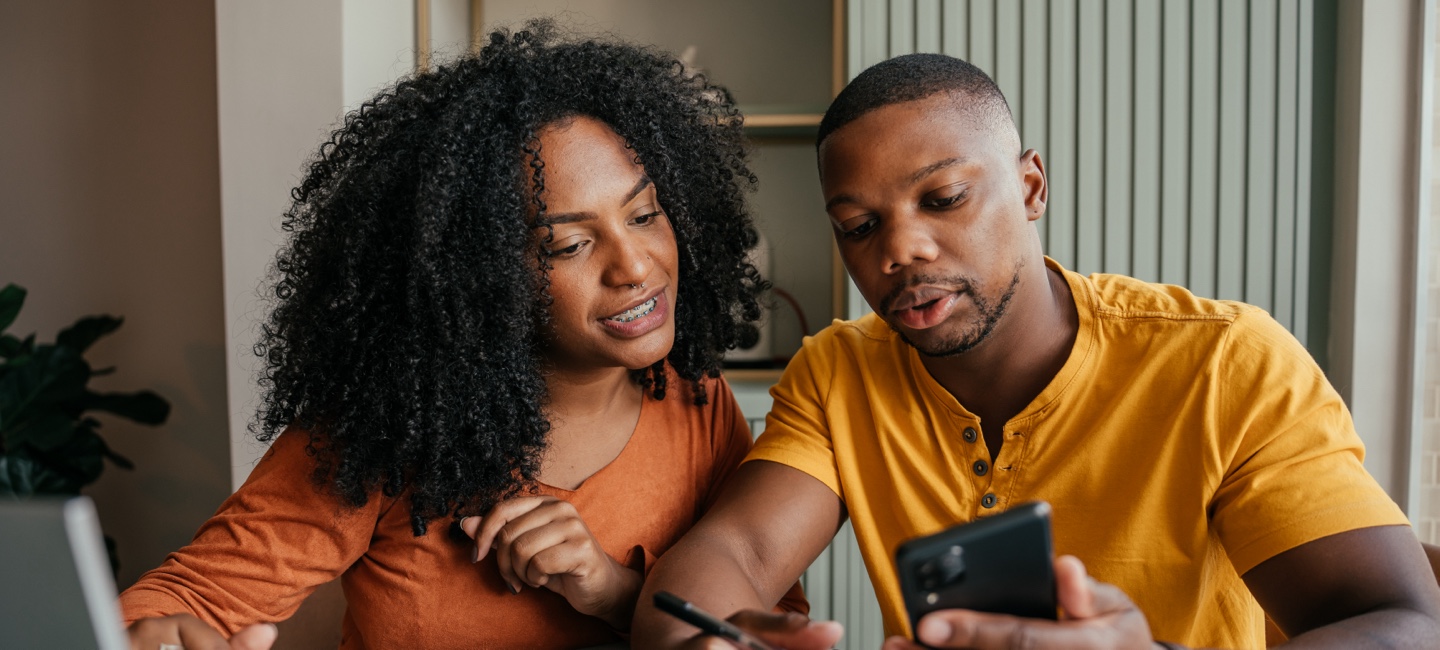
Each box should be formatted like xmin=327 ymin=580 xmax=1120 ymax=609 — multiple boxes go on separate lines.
xmin=0 ymin=0 xmax=231 ymax=589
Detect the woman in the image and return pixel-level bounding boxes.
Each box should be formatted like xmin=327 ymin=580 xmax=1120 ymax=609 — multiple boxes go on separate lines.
xmin=121 ymin=22 xmax=796 ymax=649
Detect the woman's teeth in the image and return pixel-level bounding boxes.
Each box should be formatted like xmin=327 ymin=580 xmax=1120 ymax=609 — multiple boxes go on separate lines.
xmin=607 ymin=296 xmax=657 ymax=323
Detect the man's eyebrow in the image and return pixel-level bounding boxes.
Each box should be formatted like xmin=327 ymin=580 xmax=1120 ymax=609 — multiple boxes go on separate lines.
xmin=908 ymin=157 xmax=966 ymax=184
xmin=823 ymin=158 xmax=968 ymax=213
xmin=824 ymin=193 xmax=859 ymax=212
xmin=536 ymin=175 xmax=654 ymax=226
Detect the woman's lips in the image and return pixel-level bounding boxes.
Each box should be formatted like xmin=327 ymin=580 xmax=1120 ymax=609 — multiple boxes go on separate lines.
xmin=600 ymin=291 xmax=669 ymax=337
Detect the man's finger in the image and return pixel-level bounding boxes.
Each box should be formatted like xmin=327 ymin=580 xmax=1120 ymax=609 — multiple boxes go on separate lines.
xmin=726 ymin=609 xmax=844 ymax=650
xmin=917 ymin=609 xmax=1110 ymax=649
xmin=882 ymin=634 xmax=925 ymax=650
xmin=228 ymin=623 xmax=278 ymax=650
xmin=173 ymin=614 xmax=232 ymax=650
xmin=1054 ymin=555 xmax=1096 ymax=619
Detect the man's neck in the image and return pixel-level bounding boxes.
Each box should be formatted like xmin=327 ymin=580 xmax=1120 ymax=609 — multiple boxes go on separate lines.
xmin=918 ymin=262 xmax=1078 ymax=436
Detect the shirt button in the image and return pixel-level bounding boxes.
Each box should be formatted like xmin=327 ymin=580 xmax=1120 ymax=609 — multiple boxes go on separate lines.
xmin=972 ymin=459 xmax=989 ymax=476
xmin=981 ymin=493 xmax=997 ymax=508
xmin=962 ymin=427 xmax=978 ymax=443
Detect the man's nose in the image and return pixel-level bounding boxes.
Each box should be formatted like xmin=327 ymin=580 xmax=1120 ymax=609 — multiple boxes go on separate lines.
xmin=881 ymin=217 xmax=940 ymax=274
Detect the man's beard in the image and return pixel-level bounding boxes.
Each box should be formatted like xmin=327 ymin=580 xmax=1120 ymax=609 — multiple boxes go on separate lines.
xmin=888 ymin=266 xmax=1022 ymax=357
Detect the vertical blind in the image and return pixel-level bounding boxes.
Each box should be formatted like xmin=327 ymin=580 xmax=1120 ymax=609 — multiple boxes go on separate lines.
xmin=846 ymin=0 xmax=1324 ymax=347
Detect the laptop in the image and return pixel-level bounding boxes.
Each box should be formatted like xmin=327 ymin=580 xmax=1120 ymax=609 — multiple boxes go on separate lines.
xmin=0 ymin=496 xmax=128 ymax=649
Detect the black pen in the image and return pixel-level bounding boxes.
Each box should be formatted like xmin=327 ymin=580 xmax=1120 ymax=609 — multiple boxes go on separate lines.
xmin=653 ymin=591 xmax=779 ymax=650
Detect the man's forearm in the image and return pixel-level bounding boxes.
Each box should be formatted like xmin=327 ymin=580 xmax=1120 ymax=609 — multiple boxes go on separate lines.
xmin=632 ymin=527 xmax=777 ymax=649
xmin=1275 ymin=607 xmax=1440 ymax=649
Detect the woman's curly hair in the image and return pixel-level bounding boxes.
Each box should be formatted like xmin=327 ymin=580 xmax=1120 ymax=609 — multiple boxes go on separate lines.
xmin=252 ymin=21 xmax=766 ymax=536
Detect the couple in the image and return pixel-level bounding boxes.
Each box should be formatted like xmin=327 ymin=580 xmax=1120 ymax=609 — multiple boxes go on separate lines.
xmin=122 ymin=23 xmax=1440 ymax=650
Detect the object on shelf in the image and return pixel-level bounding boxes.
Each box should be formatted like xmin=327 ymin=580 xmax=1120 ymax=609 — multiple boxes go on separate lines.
xmin=726 ymin=232 xmax=771 ymax=362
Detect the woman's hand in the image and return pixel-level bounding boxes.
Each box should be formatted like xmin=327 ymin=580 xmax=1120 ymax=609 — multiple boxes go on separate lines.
xmin=127 ymin=614 xmax=276 ymax=650
xmin=461 ymin=496 xmax=642 ymax=629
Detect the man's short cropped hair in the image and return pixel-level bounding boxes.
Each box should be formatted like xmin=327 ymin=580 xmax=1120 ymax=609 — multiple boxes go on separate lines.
xmin=816 ymin=52 xmax=1015 ymax=148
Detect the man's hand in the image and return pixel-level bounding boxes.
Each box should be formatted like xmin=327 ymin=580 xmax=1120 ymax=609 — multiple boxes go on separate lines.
xmin=674 ymin=610 xmax=844 ymax=650
xmin=462 ymin=496 xmax=641 ymax=629
xmin=127 ymin=614 xmax=277 ymax=650
xmin=882 ymin=555 xmax=1155 ymax=650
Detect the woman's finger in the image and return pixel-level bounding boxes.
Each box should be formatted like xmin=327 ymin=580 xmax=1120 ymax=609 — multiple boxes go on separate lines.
xmin=472 ymin=496 xmax=552 ymax=563
xmin=499 ymin=502 xmax=591 ymax=587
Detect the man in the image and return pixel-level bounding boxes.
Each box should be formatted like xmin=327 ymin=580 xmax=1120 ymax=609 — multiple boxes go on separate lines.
xmin=632 ymin=53 xmax=1440 ymax=649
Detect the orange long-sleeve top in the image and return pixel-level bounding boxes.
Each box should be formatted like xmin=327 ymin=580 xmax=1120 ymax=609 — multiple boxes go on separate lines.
xmin=120 ymin=376 xmax=803 ymax=648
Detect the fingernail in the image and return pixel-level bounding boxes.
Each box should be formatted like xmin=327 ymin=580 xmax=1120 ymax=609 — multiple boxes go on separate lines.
xmin=471 ymin=545 xmax=479 ymax=563
xmin=509 ymin=582 xmax=520 ymax=595
xmin=918 ymin=617 xmax=952 ymax=644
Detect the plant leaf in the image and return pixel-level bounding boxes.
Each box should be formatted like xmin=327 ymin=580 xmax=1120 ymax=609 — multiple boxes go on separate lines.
xmin=24 ymin=424 xmax=107 ymax=488
xmin=0 ymin=334 xmax=23 ymax=359
xmin=0 ymin=346 xmax=88 ymax=426
xmin=56 ymin=316 xmax=122 ymax=353
xmin=4 ymin=412 xmax=74 ymax=451
xmin=0 ymin=451 xmax=84 ymax=497
xmin=0 ymin=284 xmax=25 ymax=334
xmin=81 ymin=390 xmax=170 ymax=425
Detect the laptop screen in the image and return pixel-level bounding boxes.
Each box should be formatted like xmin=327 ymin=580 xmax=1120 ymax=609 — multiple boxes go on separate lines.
xmin=0 ymin=496 xmax=128 ymax=650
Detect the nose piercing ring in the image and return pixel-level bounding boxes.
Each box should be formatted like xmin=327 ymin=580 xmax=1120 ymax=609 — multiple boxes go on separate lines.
xmin=630 ymin=282 xmax=647 ymax=290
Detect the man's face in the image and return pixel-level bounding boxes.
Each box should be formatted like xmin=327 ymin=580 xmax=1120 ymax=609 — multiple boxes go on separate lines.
xmin=818 ymin=93 xmax=1046 ymax=356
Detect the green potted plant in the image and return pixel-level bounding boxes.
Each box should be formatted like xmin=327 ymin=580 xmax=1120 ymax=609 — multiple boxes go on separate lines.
xmin=0 ymin=283 xmax=170 ymax=572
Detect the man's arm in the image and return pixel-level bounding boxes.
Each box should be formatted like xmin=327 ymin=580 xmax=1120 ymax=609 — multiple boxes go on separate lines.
xmin=889 ymin=527 xmax=1440 ymax=650
xmin=1244 ymin=525 xmax=1440 ymax=647
xmin=632 ymin=460 xmax=846 ymax=650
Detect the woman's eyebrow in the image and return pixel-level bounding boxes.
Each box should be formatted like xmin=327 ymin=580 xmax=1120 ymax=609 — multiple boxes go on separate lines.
xmin=536 ymin=175 xmax=654 ymax=226
xmin=621 ymin=174 xmax=654 ymax=205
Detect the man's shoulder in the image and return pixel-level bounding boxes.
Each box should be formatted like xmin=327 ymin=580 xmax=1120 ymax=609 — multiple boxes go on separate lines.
xmin=803 ymin=312 xmax=900 ymax=357
xmin=1078 ymin=270 xmax=1261 ymax=324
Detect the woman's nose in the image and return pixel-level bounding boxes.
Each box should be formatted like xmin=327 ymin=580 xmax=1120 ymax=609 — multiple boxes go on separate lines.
xmin=602 ymin=233 xmax=654 ymax=288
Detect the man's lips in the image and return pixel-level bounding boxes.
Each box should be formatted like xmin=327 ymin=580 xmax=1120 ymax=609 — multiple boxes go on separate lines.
xmin=886 ymin=285 xmax=963 ymax=314
xmin=890 ymin=292 xmax=962 ymax=330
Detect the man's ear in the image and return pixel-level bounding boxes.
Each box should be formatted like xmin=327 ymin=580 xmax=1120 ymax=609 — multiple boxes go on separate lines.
xmin=1020 ymin=149 xmax=1048 ymax=222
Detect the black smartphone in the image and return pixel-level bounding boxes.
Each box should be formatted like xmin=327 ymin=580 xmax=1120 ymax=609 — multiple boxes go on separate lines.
xmin=653 ymin=591 xmax=779 ymax=650
xmin=894 ymin=500 xmax=1058 ymax=635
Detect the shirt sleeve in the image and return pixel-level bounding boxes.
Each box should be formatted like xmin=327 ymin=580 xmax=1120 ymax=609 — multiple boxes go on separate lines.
xmin=745 ymin=335 xmax=843 ymax=498
xmin=1208 ymin=310 xmax=1409 ymax=575
xmin=698 ymin=375 xmax=756 ymax=512
xmin=118 ymin=427 xmax=387 ymax=635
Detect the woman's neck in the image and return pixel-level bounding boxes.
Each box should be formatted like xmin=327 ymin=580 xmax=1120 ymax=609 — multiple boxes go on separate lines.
xmin=544 ymin=365 xmax=642 ymax=422
xmin=537 ymin=365 xmax=646 ymax=490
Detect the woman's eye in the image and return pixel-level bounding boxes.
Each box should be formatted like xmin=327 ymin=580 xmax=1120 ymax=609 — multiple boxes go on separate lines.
xmin=546 ymin=241 xmax=586 ymax=258
xmin=633 ymin=211 xmax=663 ymax=226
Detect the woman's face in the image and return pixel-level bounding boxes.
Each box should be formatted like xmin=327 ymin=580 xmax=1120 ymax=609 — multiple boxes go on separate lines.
xmin=532 ymin=116 xmax=680 ymax=374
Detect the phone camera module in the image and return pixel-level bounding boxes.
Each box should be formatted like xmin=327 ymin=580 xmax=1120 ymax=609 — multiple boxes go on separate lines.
xmin=917 ymin=544 xmax=966 ymax=591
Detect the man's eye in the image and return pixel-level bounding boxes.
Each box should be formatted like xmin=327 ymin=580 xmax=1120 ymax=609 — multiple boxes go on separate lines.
xmin=926 ymin=193 xmax=964 ymax=208
xmin=842 ymin=220 xmax=877 ymax=239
